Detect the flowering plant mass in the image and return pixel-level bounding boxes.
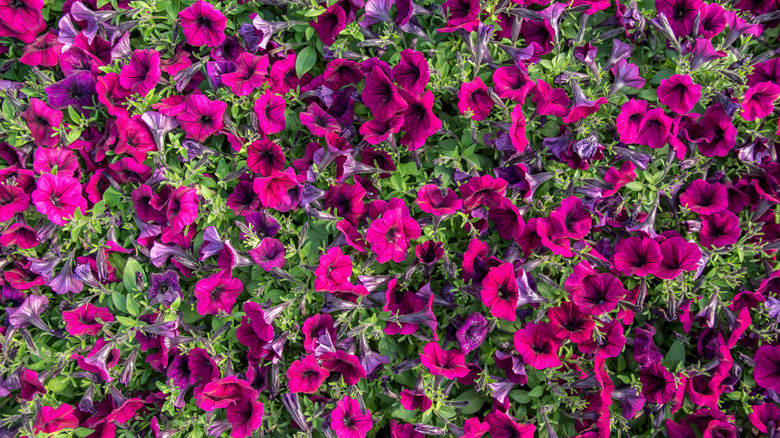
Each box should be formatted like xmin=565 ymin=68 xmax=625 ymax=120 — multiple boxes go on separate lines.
xmin=1 ymin=0 xmax=780 ymax=436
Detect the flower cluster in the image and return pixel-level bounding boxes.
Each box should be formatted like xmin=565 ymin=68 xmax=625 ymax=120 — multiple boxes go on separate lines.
xmin=1 ymin=0 xmax=780 ymax=437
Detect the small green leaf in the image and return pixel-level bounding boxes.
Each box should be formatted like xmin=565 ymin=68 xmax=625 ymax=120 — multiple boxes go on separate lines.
xmin=528 ymin=386 xmax=544 ymax=398
xmin=123 ymin=257 xmax=145 ymax=296
xmin=116 ymin=315 xmax=137 ymax=327
xmin=112 ymin=292 xmax=128 ymax=313
xmin=74 ymin=428 xmax=96 ymax=437
xmin=126 ymin=293 xmax=140 ymax=317
xmin=664 ymin=340 xmax=686 ymax=368
xmin=296 ymin=45 xmax=317 ymax=77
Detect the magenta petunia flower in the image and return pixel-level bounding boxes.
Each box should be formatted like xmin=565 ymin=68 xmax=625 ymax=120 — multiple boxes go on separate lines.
xmin=21 ymin=98 xmax=63 ymax=147
xmin=252 ymin=168 xmax=299 ymax=210
xmin=310 ymin=4 xmax=346 ymax=46
xmin=236 ymin=301 xmax=274 ymax=360
xmin=120 ymin=49 xmax=161 ymax=97
xmin=225 ymin=389 xmax=264 ymax=438
xmin=699 ymin=210 xmax=740 ymax=249
xmin=749 ymin=403 xmax=780 ymax=434
xmin=399 ymin=89 xmax=441 ymax=150
xmin=640 ymin=362 xmax=676 ymax=404
xmin=287 ymin=355 xmax=330 ymax=393
xmin=116 ymin=114 xmax=156 ymax=162
xmin=62 ymin=303 xmax=113 ymax=336
xmin=400 ymin=384 xmax=432 ymax=413
xmin=32 ymin=173 xmax=87 ymax=226
xmin=657 ymin=74 xmax=701 ymax=114
xmin=613 ymin=236 xmax=662 ymax=277
xmin=547 ymin=302 xmax=594 ymax=343
xmin=562 ymin=81 xmax=607 ymax=124
xmin=459 ymin=175 xmax=507 ymax=210
xmin=531 ymin=79 xmax=570 ymax=117
xmin=249 ymin=237 xmax=286 ymax=272
xmin=254 ymin=90 xmax=286 ymax=135
xmin=193 ymin=270 xmax=243 ymax=315
xmin=696 ymin=105 xmax=737 ymax=157
xmin=300 ymin=102 xmax=340 ymax=137
xmin=636 ymin=108 xmax=673 ymax=149
xmin=20 ymin=368 xmax=46 ymax=400
xmin=0 ymin=183 xmax=30 ymax=221
xmin=416 ymin=184 xmax=462 ymax=215
xmin=324 ymin=58 xmax=362 ymax=89
xmin=195 ymin=375 xmax=251 ymax=411
xmin=493 ymin=65 xmax=535 ymax=103
xmin=20 ymin=32 xmax=62 ymax=67
xmin=167 ymin=186 xmax=199 ymax=234
xmin=481 ymin=262 xmax=519 ymax=321
xmin=331 ymin=396 xmax=373 ymax=438
xmin=489 ymin=197 xmax=524 ymax=241
xmin=314 ymin=247 xmax=353 ymax=291
xmin=363 ymin=65 xmax=408 ymax=121
xmin=383 ymin=280 xmax=437 ymax=338
xmin=179 ymin=0 xmax=227 ymax=47
xmin=513 ymin=322 xmax=561 ymax=369
xmin=679 ymin=179 xmax=728 ymax=215
xmin=365 ymin=206 xmax=421 ymax=264
xmin=656 ymin=0 xmax=702 ymax=37
xmin=656 ymin=236 xmax=701 ymax=280
xmin=420 ymin=342 xmax=469 ymax=379
xmin=458 ymin=77 xmax=494 ymax=121
xmin=247 ymin=138 xmax=285 ymax=177
xmin=576 ymin=319 xmax=626 ymax=359
xmin=33 ymin=404 xmax=79 ymax=434
xmin=321 ymin=350 xmax=366 ymax=385
xmin=0 ymin=0 xmax=43 ymax=35
xmin=616 ymin=99 xmax=647 ymax=145
xmin=323 ymin=183 xmax=367 ymax=226
xmin=222 ymin=52 xmax=268 ymax=96
xmin=441 ymin=0 xmax=479 ymax=31
xmin=485 ymin=410 xmax=535 ymax=438
xmin=392 ymin=49 xmax=430 ymax=95
xmin=0 ymin=222 xmax=38 ymax=249
xmin=549 ymin=196 xmax=591 ymax=240
xmin=508 ymin=105 xmax=528 ymax=153
xmin=177 ymin=94 xmax=227 ymax=142
xmin=741 ymin=81 xmax=780 ymax=122
xmin=573 ymin=272 xmax=626 ymax=316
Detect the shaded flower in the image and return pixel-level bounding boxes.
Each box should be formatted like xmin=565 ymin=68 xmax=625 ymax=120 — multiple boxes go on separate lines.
xmin=613 ymin=236 xmax=662 ymax=277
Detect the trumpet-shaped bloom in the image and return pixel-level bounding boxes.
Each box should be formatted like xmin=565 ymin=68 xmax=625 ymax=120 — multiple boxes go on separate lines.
xmin=32 ymin=173 xmax=87 ymax=226
xmin=179 ymin=0 xmax=227 ymax=47
xmin=331 ymin=397 xmax=373 ymax=438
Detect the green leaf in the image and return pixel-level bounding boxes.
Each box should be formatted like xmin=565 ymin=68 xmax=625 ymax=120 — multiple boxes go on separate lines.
xmin=303 ymin=7 xmax=326 ymax=17
xmin=664 ymin=340 xmax=686 ymax=368
xmin=112 ymin=292 xmax=128 ymax=313
xmin=456 ymin=389 xmax=484 ymax=414
xmin=126 ymin=293 xmax=140 ymax=317
xmin=625 ymin=181 xmax=644 ymax=192
xmin=74 ymin=428 xmax=96 ymax=437
xmin=296 ymin=45 xmax=317 ymax=77
xmin=509 ymin=390 xmax=531 ymax=404
xmin=116 ymin=315 xmax=137 ymax=327
xmin=103 ymin=187 xmax=122 ymax=208
xmin=123 ymin=257 xmax=145 ymax=296
xmin=528 ymin=385 xmax=544 ymax=398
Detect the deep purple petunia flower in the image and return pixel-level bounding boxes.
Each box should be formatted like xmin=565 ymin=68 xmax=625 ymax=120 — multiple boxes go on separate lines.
xmin=254 ymin=90 xmax=286 ymax=135
xmin=656 ymin=236 xmax=701 ymax=280
xmin=248 ymin=237 xmax=286 ymax=272
xmin=657 ymin=74 xmax=701 ymax=114
xmin=612 ymin=236 xmax=662 ymax=277
xmin=640 ymin=362 xmax=676 ymax=404
xmin=699 ymin=210 xmax=740 ymax=249
xmin=456 ymin=312 xmax=489 ymax=354
xmin=310 ymin=4 xmax=346 ymax=46
xmin=458 ymin=77 xmax=493 ymax=121
xmin=679 ymin=179 xmax=728 ymax=215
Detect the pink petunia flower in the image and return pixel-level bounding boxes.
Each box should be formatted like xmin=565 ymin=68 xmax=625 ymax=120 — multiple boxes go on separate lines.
xmin=177 ymin=94 xmax=227 ymax=142
xmin=287 ymin=355 xmax=330 ymax=394
xmin=179 ymin=0 xmax=227 ymax=47
xmin=193 ymin=270 xmax=243 ymax=315
xmin=420 ymin=342 xmax=469 ymax=379
xmin=120 ymin=49 xmax=161 ymax=97
xmin=331 ymin=396 xmax=373 ymax=438
xmin=31 ymin=173 xmax=87 ymax=226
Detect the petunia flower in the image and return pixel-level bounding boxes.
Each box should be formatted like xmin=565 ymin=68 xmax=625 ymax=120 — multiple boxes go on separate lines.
xmin=225 ymin=388 xmax=264 ymax=438
xmin=237 ymin=301 xmax=274 ymax=360
xmin=321 ymin=350 xmax=366 ymax=385
xmin=679 ymin=179 xmax=728 ymax=215
xmin=656 ymin=0 xmax=702 ymax=37
xmin=741 ymin=81 xmax=780 ymax=122
xmin=392 ymin=49 xmax=430 ymax=95
xmin=310 ymin=4 xmax=346 ymax=46
xmin=287 ymin=355 xmax=330 ymax=393
xmin=531 ymin=79 xmax=570 ymax=117
xmin=636 ymin=108 xmax=673 ymax=149
xmin=416 ymin=184 xmax=462 ymax=215
xmin=249 ymin=237 xmax=286 ymax=272
xmin=456 ymin=312 xmax=489 ymax=354
xmin=62 ymin=303 xmax=113 ymax=336
xmin=613 ymin=236 xmax=662 ymax=277
xmin=222 ymin=52 xmax=268 ymax=96
xmin=32 ymin=173 xmax=86 ymax=226
xmin=254 ymin=90 xmax=286 ymax=135
xmin=193 ymin=270 xmax=243 ymax=315
xmin=179 ymin=0 xmax=227 ymax=47
xmin=459 ymin=175 xmax=507 ymax=210
xmin=20 ymin=368 xmax=46 ymax=400
xmin=300 ymin=102 xmax=340 ymax=137
xmin=247 ymin=139 xmax=285 ymax=177
xmin=195 ymin=376 xmax=251 ymax=411
xmin=562 ymin=81 xmax=607 ymax=124
xmin=252 ymin=168 xmax=300 ymax=210
xmin=420 ymin=342 xmax=469 ymax=378
xmin=656 ymin=236 xmax=701 ymax=280
xmin=365 ymin=206 xmax=421 ymax=264
xmin=177 ymin=94 xmax=227 ymax=142
xmin=21 ymin=98 xmax=63 ymax=147
xmin=547 ymin=302 xmax=594 ymax=343
xmin=699 ymin=210 xmax=740 ymax=249
xmin=513 ymin=322 xmax=561 ymax=369
xmin=331 ymin=396 xmax=373 ymax=438
xmin=458 ymin=77 xmax=493 ymax=121
xmin=485 ymin=410 xmax=535 ymax=438
xmin=481 ymin=262 xmax=519 ymax=321
xmin=20 ymin=32 xmax=62 ymax=67
xmin=576 ymin=319 xmax=627 ymax=359
xmin=33 ymin=404 xmax=79 ymax=434
xmin=640 ymin=362 xmax=676 ymax=404
xmin=657 ymin=74 xmax=701 ymax=114
xmin=323 ymin=183 xmax=367 ymax=226
xmin=120 ymin=49 xmax=161 ymax=97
